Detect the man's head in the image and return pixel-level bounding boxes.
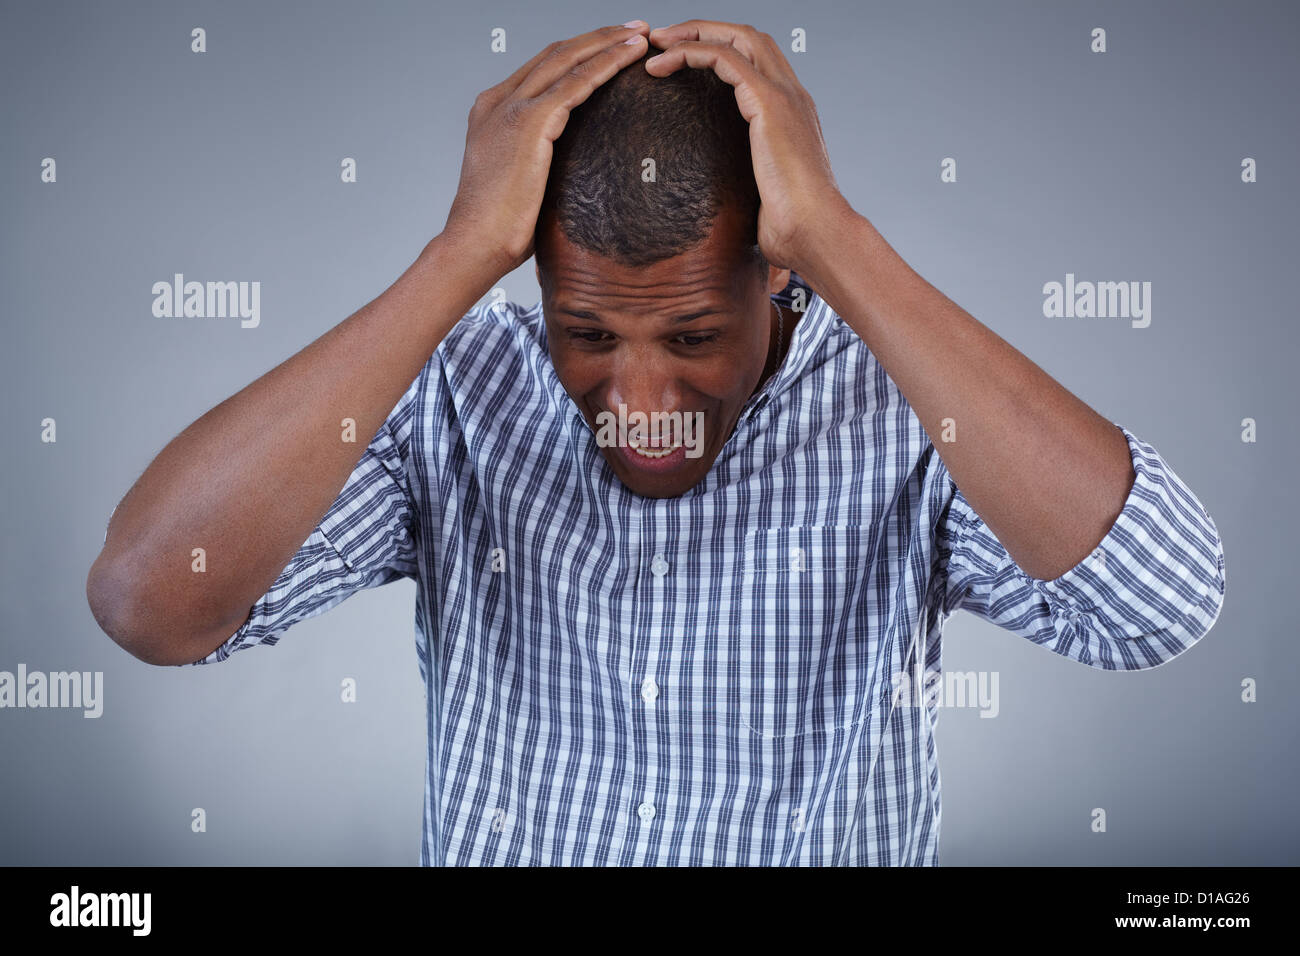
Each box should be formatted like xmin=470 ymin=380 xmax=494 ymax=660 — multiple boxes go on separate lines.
xmin=534 ymin=49 xmax=790 ymax=499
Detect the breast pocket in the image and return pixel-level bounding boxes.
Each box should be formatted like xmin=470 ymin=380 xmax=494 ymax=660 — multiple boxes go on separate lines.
xmin=735 ymin=525 xmax=879 ymax=739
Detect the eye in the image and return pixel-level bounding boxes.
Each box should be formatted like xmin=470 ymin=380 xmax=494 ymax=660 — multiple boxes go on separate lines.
xmin=675 ymin=332 xmax=718 ymax=347
xmin=567 ymin=329 xmax=610 ymax=344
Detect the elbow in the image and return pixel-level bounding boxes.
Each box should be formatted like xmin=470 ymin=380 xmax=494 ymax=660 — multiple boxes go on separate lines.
xmin=86 ymin=553 xmax=133 ymax=651
xmin=85 ymin=554 xmax=198 ymax=667
xmin=1182 ymin=525 xmax=1228 ymax=645
xmin=1196 ymin=558 xmax=1227 ymax=640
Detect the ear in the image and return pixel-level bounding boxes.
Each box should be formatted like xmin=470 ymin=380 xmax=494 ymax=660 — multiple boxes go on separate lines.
xmin=766 ymin=263 xmax=791 ymax=296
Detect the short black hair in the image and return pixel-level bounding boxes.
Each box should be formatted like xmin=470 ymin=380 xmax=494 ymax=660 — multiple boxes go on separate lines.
xmin=536 ymin=48 xmax=764 ymax=275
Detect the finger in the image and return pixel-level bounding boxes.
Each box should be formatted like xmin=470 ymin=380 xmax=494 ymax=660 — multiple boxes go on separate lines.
xmin=648 ymin=20 xmax=796 ymax=83
xmin=642 ymin=40 xmax=771 ymax=121
xmin=513 ymin=22 xmax=648 ymax=101
xmin=481 ymin=22 xmax=647 ymax=111
xmin=476 ymin=42 xmax=564 ymax=113
xmin=535 ymin=35 xmax=653 ymax=129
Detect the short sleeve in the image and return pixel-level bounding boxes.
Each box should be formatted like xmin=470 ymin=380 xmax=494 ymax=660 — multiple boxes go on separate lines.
xmin=932 ymin=423 xmax=1226 ymax=670
xmin=184 ymin=389 xmax=421 ymax=666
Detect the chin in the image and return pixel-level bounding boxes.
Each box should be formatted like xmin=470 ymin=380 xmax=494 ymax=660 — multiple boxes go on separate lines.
xmin=604 ymin=448 xmax=715 ymax=499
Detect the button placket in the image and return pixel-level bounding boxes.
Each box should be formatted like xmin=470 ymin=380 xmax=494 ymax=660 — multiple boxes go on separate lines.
xmin=625 ymin=508 xmax=673 ymax=856
xmin=609 ymin=502 xmax=645 ymax=861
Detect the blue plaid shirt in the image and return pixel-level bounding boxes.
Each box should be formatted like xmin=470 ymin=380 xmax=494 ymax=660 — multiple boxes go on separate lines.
xmin=185 ymin=274 xmax=1226 ymax=865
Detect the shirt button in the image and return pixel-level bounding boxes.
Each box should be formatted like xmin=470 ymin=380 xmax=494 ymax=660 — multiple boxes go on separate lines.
xmin=641 ymin=678 xmax=659 ymax=703
xmin=637 ymin=802 xmax=656 ymax=823
xmin=650 ymin=554 xmax=669 ymax=577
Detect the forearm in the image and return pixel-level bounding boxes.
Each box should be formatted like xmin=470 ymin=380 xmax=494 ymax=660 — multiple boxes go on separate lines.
xmin=798 ymin=208 xmax=1134 ymax=581
xmin=88 ymin=233 xmax=496 ymax=658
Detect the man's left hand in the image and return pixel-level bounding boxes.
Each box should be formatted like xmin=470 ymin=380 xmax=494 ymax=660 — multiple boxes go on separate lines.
xmin=646 ymin=20 xmax=853 ymax=275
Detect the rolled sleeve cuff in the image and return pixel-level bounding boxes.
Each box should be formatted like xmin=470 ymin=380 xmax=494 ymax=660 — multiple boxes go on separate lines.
xmin=1025 ymin=424 xmax=1226 ymax=666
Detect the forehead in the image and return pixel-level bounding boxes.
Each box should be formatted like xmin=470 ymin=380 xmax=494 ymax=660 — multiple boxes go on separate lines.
xmin=536 ymin=207 xmax=755 ymax=304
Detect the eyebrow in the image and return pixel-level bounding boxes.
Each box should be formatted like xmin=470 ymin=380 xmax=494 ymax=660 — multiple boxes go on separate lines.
xmin=560 ymin=308 xmax=722 ymax=325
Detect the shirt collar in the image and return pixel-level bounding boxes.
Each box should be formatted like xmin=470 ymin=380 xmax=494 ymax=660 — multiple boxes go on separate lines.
xmin=734 ymin=271 xmax=832 ymax=426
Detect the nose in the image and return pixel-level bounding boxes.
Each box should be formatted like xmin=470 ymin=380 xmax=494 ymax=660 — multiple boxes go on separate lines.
xmin=605 ymin=357 xmax=685 ymax=434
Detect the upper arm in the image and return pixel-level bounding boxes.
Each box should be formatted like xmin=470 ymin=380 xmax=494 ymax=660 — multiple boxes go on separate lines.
xmin=183 ymin=391 xmax=422 ymax=666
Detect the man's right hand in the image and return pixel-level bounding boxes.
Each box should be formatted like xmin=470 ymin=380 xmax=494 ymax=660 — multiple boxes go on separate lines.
xmin=441 ymin=21 xmax=650 ymax=281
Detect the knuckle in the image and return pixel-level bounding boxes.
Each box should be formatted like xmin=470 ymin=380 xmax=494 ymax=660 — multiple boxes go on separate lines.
xmin=501 ymin=98 xmax=527 ymax=128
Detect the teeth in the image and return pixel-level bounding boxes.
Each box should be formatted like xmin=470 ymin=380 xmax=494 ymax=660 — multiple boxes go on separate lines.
xmin=628 ymin=434 xmax=681 ymax=458
xmin=630 ymin=443 xmax=679 ymax=459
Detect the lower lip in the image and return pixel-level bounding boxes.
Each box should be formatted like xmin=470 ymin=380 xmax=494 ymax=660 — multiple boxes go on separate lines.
xmin=616 ymin=441 xmax=690 ymax=473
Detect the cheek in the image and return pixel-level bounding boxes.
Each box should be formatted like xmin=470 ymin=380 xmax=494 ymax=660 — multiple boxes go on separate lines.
xmin=684 ymin=352 xmax=762 ymax=403
xmin=694 ymin=361 xmax=746 ymax=395
xmin=549 ymin=347 xmax=600 ymax=395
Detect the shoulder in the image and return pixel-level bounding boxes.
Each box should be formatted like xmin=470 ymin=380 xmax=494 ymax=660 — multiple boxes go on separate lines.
xmin=438 ymin=298 xmax=546 ymax=373
xmin=376 ymin=298 xmax=547 ymax=440
xmin=786 ymin=279 xmax=931 ymax=464
xmin=789 ymin=281 xmax=897 ymax=408
xmin=428 ymin=296 xmax=555 ymax=421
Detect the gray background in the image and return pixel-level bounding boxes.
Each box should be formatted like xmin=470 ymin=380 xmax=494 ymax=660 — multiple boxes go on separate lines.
xmin=2 ymin=0 xmax=1295 ymax=865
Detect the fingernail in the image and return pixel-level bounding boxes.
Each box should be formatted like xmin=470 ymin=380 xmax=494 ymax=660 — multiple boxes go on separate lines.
xmin=623 ymin=20 xmax=644 ymax=28
xmin=624 ymin=34 xmax=644 ymax=44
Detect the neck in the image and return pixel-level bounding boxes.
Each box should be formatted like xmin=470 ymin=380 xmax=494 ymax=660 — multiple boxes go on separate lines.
xmin=758 ymin=301 xmax=783 ymax=387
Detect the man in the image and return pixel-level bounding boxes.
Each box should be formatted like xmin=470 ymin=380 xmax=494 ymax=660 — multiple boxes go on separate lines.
xmin=86 ymin=20 xmax=1226 ymax=865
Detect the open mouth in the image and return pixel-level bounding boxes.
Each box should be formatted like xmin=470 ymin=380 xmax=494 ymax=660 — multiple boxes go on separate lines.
xmin=627 ymin=434 xmax=682 ymax=459
xmin=586 ymin=403 xmax=706 ymax=474
xmin=616 ymin=433 xmax=691 ymax=473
